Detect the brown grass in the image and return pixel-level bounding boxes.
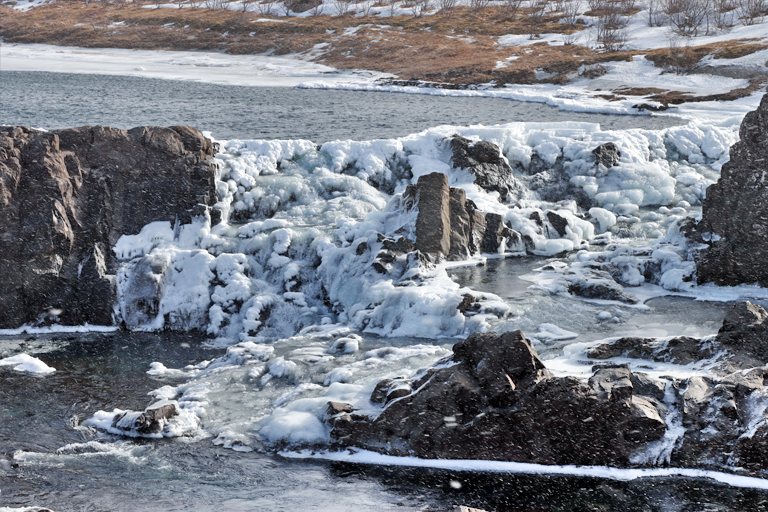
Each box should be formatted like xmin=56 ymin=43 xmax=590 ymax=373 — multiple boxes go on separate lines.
xmin=1 ymin=1 xmax=766 ymax=99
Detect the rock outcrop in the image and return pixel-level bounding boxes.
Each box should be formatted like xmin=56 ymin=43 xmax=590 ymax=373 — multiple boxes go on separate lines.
xmin=0 ymin=125 xmax=217 ymax=328
xmin=449 ymin=135 xmax=521 ymax=204
xmin=326 ymin=330 xmax=667 ymax=466
xmin=326 ymin=303 xmax=768 ymax=471
xmin=696 ymin=92 xmax=768 ymax=286
xmin=404 ymin=172 xmax=524 ymax=262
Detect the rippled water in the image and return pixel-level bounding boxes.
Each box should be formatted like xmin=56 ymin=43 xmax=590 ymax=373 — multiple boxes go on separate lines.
xmin=0 ymin=71 xmax=685 ymax=142
xmin=0 ymin=71 xmax=758 ymax=512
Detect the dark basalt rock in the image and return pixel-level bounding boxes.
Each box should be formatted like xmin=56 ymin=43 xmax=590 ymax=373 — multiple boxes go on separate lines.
xmin=111 ymin=402 xmax=179 ymax=435
xmin=0 ymin=125 xmax=217 ymax=328
xmin=566 ymin=270 xmax=640 ymax=304
xmin=714 ymin=301 xmax=768 ymax=361
xmin=592 ymin=142 xmax=622 ymax=168
xmin=546 ymin=210 xmax=569 ymax=237
xmin=404 ymin=172 xmax=523 ymax=261
xmin=449 ymin=135 xmax=521 ymax=203
xmin=326 ymin=310 xmax=768 ymax=471
xmin=326 ymin=330 xmax=667 ymax=465
xmin=587 ymin=335 xmax=714 ymax=364
xmin=696 ymin=93 xmax=768 ymax=286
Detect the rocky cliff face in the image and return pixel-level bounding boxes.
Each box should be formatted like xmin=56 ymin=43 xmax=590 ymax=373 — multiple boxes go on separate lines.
xmin=0 ymin=125 xmax=217 ymax=328
xmin=696 ymin=92 xmax=768 ymax=286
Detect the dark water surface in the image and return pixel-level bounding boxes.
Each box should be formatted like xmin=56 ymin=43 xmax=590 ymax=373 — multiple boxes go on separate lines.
xmin=0 ymin=71 xmax=685 ymax=142
xmin=3 ymin=332 xmax=768 ymax=512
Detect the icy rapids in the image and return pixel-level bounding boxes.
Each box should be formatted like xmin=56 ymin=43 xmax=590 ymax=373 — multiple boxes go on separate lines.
xmin=80 ymin=118 xmax=749 ymax=453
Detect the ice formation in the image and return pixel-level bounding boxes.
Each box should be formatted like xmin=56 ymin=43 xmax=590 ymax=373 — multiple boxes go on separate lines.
xmin=92 ymin=116 xmax=768 ymax=455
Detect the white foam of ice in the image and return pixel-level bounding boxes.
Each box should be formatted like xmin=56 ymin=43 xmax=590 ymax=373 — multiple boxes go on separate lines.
xmin=280 ymin=449 xmax=768 ymax=490
xmin=0 ymin=353 xmax=56 ymax=374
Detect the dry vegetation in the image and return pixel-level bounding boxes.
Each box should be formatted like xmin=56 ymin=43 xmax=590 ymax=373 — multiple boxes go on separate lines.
xmin=0 ymin=0 xmax=766 ymax=102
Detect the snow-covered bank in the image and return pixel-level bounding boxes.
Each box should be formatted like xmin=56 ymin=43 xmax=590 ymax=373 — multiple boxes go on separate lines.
xmin=299 ymin=77 xmax=764 ymax=124
xmin=280 ymin=449 xmax=768 ymax=490
xmin=2 ymin=43 xmax=763 ymax=124
xmin=0 ymin=43 xmax=390 ymax=87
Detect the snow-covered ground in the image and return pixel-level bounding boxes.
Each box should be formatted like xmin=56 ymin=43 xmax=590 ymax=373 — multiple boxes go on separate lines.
xmin=0 ymin=43 xmax=391 ymax=86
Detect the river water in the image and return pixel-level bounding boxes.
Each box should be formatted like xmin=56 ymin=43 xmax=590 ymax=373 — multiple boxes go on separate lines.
xmin=1 ymin=71 xmax=763 ymax=512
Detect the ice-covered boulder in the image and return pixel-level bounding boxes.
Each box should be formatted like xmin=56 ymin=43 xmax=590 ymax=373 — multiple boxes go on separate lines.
xmin=696 ymin=92 xmax=768 ymax=286
xmin=0 ymin=125 xmax=217 ymax=328
xmin=449 ymin=135 xmax=521 ymax=204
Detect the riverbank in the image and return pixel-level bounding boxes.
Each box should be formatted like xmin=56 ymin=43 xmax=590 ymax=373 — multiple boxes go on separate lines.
xmin=1 ymin=0 xmax=767 ymax=106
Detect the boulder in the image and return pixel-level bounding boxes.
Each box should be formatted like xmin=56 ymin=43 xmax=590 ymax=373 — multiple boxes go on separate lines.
xmin=696 ymin=92 xmax=768 ymax=286
xmin=0 ymin=125 xmax=217 ymax=328
xmin=328 ymin=330 xmax=667 ymax=465
xmin=449 ymin=135 xmax=520 ymax=203
xmin=406 ymin=172 xmax=452 ymax=258
xmin=405 ymin=172 xmax=523 ymax=261
xmin=566 ymin=269 xmax=640 ymax=304
xmin=714 ymin=301 xmax=768 ymax=361
xmin=327 ymin=310 xmax=768 ymax=470
xmin=111 ymin=401 xmax=179 ymax=436
xmin=592 ymin=142 xmax=621 ymax=168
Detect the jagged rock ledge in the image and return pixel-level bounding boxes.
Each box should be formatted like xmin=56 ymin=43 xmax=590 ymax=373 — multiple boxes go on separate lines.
xmin=693 ymin=92 xmax=768 ymax=286
xmin=0 ymin=125 xmax=218 ymax=328
xmin=324 ymin=301 xmax=768 ymax=472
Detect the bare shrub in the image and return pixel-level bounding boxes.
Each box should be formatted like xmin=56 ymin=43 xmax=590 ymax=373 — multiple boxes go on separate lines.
xmin=240 ymin=0 xmax=257 ymax=12
xmin=332 ymin=0 xmax=351 ymax=14
xmin=504 ymin=0 xmax=524 ymax=15
xmin=469 ymin=0 xmax=490 ymax=13
xmin=527 ymin=0 xmax=549 ymax=37
xmin=403 ymin=0 xmax=430 ymax=15
xmin=562 ymin=0 xmax=582 ymax=24
xmin=619 ymin=0 xmax=636 ymax=11
xmin=734 ymin=0 xmax=766 ymax=23
xmin=357 ymin=0 xmax=375 ymax=15
xmin=256 ymin=0 xmax=278 ymax=13
xmin=710 ymin=0 xmax=735 ymax=26
xmin=596 ymin=6 xmax=628 ymax=50
xmin=663 ymin=0 xmax=710 ymax=35
xmin=647 ymin=0 xmax=666 ymax=25
xmin=437 ymin=0 xmax=456 ymax=15
xmin=587 ymin=0 xmax=605 ymax=11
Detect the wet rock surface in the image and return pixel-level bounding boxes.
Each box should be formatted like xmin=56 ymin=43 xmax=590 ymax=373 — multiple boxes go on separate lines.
xmin=0 ymin=125 xmax=217 ymax=328
xmin=696 ymin=92 xmax=768 ymax=286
